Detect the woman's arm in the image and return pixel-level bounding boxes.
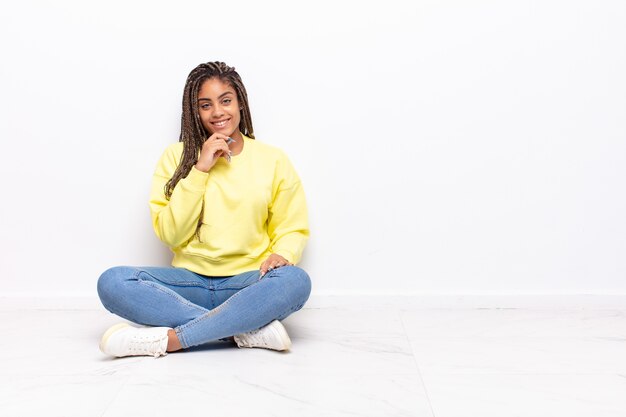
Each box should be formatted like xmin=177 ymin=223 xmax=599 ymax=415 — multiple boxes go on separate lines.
xmin=266 ymin=154 xmax=310 ymax=264
xmin=149 ymin=145 xmax=209 ymax=248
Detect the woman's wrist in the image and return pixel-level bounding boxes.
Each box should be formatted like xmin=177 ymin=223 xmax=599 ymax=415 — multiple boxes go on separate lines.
xmin=194 ymin=163 xmax=210 ymax=173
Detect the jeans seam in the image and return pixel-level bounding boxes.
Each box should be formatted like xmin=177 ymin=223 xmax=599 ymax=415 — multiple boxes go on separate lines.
xmin=173 ymin=267 xmax=309 ymax=348
xmin=136 ymin=269 xmax=208 ymax=288
xmin=175 ymin=281 xmax=253 ymax=347
xmin=175 ymin=327 xmax=188 ymax=348
xmin=137 ymin=279 xmax=208 ymax=315
xmin=177 ymin=288 xmax=240 ymax=332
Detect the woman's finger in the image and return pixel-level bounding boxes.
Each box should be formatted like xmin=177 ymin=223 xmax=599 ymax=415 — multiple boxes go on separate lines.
xmin=260 ymin=260 xmax=270 ymax=277
xmin=261 ymin=254 xmax=291 ymax=277
xmin=206 ymin=133 xmax=231 ymax=142
xmin=208 ymin=142 xmax=232 ymax=162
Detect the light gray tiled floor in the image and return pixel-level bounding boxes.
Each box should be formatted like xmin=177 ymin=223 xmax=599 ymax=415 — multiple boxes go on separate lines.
xmin=0 ymin=305 xmax=625 ymax=416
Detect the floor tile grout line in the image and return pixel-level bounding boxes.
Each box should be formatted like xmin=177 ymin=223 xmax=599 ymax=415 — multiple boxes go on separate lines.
xmin=398 ymin=309 xmax=438 ymax=417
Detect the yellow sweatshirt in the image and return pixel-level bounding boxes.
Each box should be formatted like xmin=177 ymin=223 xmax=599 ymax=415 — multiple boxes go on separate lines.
xmin=149 ymin=135 xmax=309 ymax=276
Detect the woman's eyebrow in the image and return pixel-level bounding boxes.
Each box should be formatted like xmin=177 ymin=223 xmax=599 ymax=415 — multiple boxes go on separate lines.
xmin=198 ymin=91 xmax=234 ymax=101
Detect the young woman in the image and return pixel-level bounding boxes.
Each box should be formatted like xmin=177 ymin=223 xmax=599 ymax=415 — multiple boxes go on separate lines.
xmin=97 ymin=62 xmax=311 ymax=358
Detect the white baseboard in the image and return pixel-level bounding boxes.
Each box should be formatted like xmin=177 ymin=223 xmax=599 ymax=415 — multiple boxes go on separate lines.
xmin=306 ymin=293 xmax=626 ymax=309
xmin=1 ymin=292 xmax=625 ymax=310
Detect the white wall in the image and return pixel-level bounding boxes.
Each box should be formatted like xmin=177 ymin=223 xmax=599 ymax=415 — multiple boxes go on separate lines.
xmin=0 ymin=0 xmax=624 ymax=297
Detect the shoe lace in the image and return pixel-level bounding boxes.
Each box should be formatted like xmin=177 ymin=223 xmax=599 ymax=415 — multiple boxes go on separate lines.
xmin=130 ymin=334 xmax=168 ymax=358
xmin=247 ymin=329 xmax=266 ymax=344
xmin=238 ymin=327 xmax=273 ymax=347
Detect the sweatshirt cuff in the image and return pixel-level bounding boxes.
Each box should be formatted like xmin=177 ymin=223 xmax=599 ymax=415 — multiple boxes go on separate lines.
xmin=183 ymin=166 xmax=210 ymax=191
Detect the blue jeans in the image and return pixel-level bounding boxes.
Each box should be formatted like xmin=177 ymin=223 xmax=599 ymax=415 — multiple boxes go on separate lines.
xmin=96 ymin=265 xmax=312 ymax=349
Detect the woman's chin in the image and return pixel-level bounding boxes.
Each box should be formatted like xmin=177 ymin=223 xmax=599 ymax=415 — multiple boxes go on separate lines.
xmin=208 ymin=128 xmax=237 ymax=137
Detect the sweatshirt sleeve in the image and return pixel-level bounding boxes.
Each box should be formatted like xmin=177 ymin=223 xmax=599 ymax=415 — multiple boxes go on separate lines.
xmin=267 ymin=154 xmax=310 ymax=264
xmin=149 ymin=144 xmax=209 ymax=248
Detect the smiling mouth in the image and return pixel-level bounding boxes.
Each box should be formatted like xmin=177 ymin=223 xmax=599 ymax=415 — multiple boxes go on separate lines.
xmin=211 ymin=119 xmax=230 ymax=128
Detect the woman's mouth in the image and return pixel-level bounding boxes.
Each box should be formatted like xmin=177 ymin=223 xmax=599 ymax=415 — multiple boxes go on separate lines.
xmin=211 ymin=119 xmax=230 ymax=128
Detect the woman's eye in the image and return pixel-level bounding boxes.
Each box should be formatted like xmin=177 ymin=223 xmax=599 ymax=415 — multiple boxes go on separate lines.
xmin=223 ymin=99 xmax=231 ymax=105
xmin=200 ymin=103 xmax=211 ymax=109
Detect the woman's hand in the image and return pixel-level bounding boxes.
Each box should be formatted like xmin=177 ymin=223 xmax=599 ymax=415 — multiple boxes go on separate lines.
xmin=260 ymin=253 xmax=292 ymax=277
xmin=195 ymin=133 xmax=233 ymax=172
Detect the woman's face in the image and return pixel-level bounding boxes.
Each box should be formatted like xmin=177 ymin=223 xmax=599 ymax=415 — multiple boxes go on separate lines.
xmin=197 ymin=77 xmax=242 ymax=138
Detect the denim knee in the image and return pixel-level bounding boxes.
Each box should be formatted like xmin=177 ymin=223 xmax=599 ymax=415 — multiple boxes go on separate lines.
xmin=273 ymin=265 xmax=312 ymax=309
xmin=292 ymin=266 xmax=312 ymax=307
xmin=97 ymin=266 xmax=136 ymax=310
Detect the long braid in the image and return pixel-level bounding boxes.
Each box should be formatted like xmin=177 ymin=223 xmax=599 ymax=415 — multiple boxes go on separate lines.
xmin=164 ymin=62 xmax=255 ymax=240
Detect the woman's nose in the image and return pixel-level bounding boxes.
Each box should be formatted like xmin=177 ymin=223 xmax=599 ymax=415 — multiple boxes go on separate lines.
xmin=212 ymin=103 xmax=224 ymax=117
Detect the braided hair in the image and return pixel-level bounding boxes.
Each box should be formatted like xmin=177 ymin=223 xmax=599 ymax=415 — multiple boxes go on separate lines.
xmin=164 ymin=62 xmax=255 ymax=239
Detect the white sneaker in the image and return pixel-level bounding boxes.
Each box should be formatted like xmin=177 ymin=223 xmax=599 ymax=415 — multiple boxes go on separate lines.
xmin=233 ymin=320 xmax=292 ymax=351
xmin=100 ymin=323 xmax=170 ymax=358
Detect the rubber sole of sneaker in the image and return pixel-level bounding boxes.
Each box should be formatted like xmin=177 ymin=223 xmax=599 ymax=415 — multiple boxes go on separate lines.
xmin=99 ymin=322 xmax=131 ymax=354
